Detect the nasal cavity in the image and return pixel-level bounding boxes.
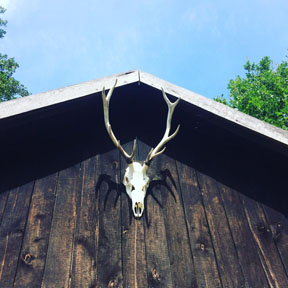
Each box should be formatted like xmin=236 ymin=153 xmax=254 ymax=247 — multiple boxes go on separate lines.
xmin=134 ymin=202 xmax=142 ymax=217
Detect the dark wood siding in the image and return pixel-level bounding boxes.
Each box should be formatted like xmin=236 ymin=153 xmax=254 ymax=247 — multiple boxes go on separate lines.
xmin=0 ymin=139 xmax=288 ymax=288
xmin=1 ymin=82 xmax=288 ymax=287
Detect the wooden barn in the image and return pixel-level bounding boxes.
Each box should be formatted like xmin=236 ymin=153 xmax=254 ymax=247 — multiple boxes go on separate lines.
xmin=0 ymin=70 xmax=288 ymax=288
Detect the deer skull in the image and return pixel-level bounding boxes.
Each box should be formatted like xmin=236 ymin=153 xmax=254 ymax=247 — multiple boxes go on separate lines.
xmin=123 ymin=162 xmax=150 ymax=218
xmin=102 ymin=79 xmax=180 ymax=218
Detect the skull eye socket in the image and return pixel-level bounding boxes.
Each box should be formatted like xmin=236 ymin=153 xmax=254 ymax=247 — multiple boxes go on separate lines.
xmin=131 ymin=185 xmax=135 ymax=191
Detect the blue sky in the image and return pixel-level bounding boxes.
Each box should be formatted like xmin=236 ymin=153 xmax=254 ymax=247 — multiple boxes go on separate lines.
xmin=1 ymin=0 xmax=288 ymax=99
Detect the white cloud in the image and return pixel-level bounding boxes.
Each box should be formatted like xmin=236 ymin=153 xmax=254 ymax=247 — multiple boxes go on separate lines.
xmin=1 ymin=0 xmax=18 ymax=13
xmin=1 ymin=0 xmax=10 ymax=8
xmin=1 ymin=0 xmax=39 ymax=19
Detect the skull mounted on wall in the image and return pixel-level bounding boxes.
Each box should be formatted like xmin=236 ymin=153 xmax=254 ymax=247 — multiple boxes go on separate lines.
xmin=102 ymin=80 xmax=180 ymax=218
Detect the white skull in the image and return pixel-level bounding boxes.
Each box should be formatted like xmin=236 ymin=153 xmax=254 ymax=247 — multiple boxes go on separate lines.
xmin=102 ymin=79 xmax=180 ymax=219
xmin=123 ymin=162 xmax=150 ymax=218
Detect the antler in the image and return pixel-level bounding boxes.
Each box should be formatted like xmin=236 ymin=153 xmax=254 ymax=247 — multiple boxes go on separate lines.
xmin=102 ymin=79 xmax=136 ymax=164
xmin=145 ymin=89 xmax=180 ymax=166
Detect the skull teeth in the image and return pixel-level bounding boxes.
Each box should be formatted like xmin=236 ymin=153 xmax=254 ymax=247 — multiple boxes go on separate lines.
xmin=134 ymin=203 xmax=143 ymax=218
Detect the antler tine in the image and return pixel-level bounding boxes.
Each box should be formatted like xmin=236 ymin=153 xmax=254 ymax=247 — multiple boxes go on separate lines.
xmin=102 ymin=79 xmax=137 ymax=163
xmin=145 ymin=88 xmax=180 ymax=166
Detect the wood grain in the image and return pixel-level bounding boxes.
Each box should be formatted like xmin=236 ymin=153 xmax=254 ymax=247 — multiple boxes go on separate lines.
xmin=121 ymin=141 xmax=148 ymax=288
xmin=197 ymin=172 xmax=245 ymax=288
xmin=13 ymin=173 xmax=58 ymax=288
xmin=0 ymin=145 xmax=288 ymax=287
xmin=263 ymin=205 xmax=288 ymax=275
xmin=0 ymin=189 xmax=9 ymax=227
xmin=218 ymin=183 xmax=269 ymax=288
xmin=241 ymin=194 xmax=288 ymax=288
xmin=139 ymin=141 xmax=174 ymax=288
xmin=176 ymin=161 xmax=222 ymax=288
xmin=71 ymin=156 xmax=99 ymax=288
xmin=157 ymin=153 xmax=197 ymax=288
xmin=41 ymin=164 xmax=81 ymax=288
xmin=0 ymin=182 xmax=34 ymax=287
xmin=96 ymin=148 xmax=123 ymax=288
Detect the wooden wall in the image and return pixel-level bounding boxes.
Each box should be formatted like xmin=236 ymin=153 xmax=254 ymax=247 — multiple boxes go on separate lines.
xmin=0 ymin=139 xmax=288 ymax=288
xmin=1 ymin=82 xmax=288 ymax=287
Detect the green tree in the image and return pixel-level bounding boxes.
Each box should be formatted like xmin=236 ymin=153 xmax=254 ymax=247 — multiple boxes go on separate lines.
xmin=214 ymin=56 xmax=288 ymax=130
xmin=0 ymin=6 xmax=29 ymax=102
xmin=0 ymin=6 xmax=7 ymax=38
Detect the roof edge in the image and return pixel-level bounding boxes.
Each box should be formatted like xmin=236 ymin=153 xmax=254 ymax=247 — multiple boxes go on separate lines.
xmin=1 ymin=69 xmax=287 ymax=148
xmin=139 ymin=71 xmax=288 ymax=147
xmin=0 ymin=70 xmax=139 ymax=120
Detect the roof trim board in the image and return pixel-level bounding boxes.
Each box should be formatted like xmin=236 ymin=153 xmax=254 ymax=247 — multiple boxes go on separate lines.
xmin=139 ymin=71 xmax=288 ymax=147
xmin=0 ymin=70 xmax=139 ymax=120
xmin=1 ymin=69 xmax=288 ymax=147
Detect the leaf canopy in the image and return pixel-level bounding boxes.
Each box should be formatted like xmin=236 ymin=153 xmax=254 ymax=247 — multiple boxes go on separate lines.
xmin=215 ymin=55 xmax=288 ymax=130
xmin=0 ymin=6 xmax=29 ymax=102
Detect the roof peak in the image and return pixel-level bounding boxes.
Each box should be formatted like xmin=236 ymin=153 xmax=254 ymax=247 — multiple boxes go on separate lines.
xmin=1 ymin=70 xmax=287 ymax=147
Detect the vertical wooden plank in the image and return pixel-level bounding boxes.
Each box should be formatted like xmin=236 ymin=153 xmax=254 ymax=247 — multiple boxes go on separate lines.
xmin=0 ymin=182 xmax=34 ymax=288
xmin=139 ymin=141 xmax=174 ymax=288
xmin=156 ymin=154 xmax=197 ymax=288
xmin=41 ymin=164 xmax=81 ymax=288
xmin=262 ymin=205 xmax=288 ymax=274
xmin=197 ymin=172 xmax=245 ymax=288
xmin=121 ymin=141 xmax=148 ymax=288
xmin=218 ymin=183 xmax=269 ymax=288
xmin=241 ymin=195 xmax=288 ymax=287
xmin=0 ymin=190 xmax=9 ymax=226
xmin=13 ymin=173 xmax=58 ymax=288
xmin=176 ymin=162 xmax=222 ymax=288
xmin=96 ymin=148 xmax=123 ymax=288
xmin=71 ymin=156 xmax=99 ymax=288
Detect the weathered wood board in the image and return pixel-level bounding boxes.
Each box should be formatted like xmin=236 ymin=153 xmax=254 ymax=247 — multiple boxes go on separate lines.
xmin=0 ymin=140 xmax=287 ymax=288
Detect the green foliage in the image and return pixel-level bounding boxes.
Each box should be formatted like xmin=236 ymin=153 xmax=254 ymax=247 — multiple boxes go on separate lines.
xmin=0 ymin=6 xmax=29 ymax=102
xmin=0 ymin=54 xmax=29 ymax=101
xmin=0 ymin=6 xmax=7 ymax=38
xmin=214 ymin=56 xmax=288 ymax=130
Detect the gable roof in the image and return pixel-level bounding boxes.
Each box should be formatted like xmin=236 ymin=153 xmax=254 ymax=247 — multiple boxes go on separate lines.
xmin=1 ymin=70 xmax=288 ymax=149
